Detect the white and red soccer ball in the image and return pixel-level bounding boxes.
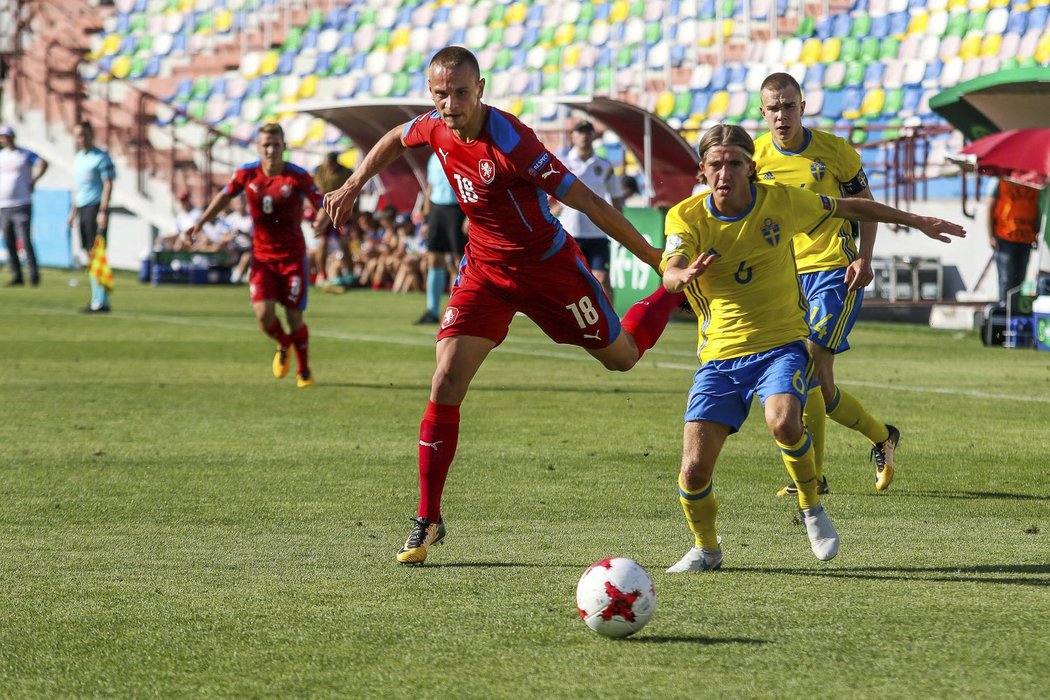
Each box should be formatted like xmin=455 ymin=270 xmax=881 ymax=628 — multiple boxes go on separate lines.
xmin=575 ymin=557 xmax=656 ymax=638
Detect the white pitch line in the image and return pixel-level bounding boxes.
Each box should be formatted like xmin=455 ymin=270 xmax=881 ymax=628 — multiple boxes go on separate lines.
xmin=25 ymin=306 xmax=1050 ymax=404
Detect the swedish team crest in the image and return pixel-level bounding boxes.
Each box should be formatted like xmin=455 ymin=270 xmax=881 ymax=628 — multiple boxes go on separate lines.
xmin=479 ymin=159 xmax=495 ymax=184
xmin=810 ymin=158 xmax=826 ymax=182
xmin=761 ymin=217 xmax=781 ymax=246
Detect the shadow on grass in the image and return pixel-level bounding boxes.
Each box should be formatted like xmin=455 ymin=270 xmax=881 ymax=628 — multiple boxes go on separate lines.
xmin=425 ymin=562 xmax=585 ymax=569
xmin=315 ymin=381 xmax=679 ymax=396
xmin=893 ymin=490 xmax=1050 ymax=502
xmin=742 ymin=564 xmax=1050 ymax=587
xmin=627 ymin=635 xmax=769 ymax=646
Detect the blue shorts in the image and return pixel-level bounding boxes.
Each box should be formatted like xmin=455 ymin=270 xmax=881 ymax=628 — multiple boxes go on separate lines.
xmin=684 ymin=341 xmax=811 ymax=433
xmin=800 ymin=268 xmax=863 ymax=354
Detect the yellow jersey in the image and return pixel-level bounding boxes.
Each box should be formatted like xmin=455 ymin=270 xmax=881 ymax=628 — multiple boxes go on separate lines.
xmin=663 ymin=183 xmax=837 ymax=362
xmin=753 ymin=128 xmax=867 ymax=274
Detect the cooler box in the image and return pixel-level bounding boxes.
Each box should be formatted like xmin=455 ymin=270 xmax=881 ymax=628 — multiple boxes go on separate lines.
xmin=1033 ymin=296 xmax=1050 ymax=352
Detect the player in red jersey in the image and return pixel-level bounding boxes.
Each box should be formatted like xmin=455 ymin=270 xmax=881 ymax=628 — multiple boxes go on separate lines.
xmin=324 ymin=46 xmax=686 ymax=564
xmin=186 ymin=123 xmax=325 ymax=388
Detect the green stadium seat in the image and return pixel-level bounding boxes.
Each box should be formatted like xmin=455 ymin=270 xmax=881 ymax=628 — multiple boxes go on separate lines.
xmin=859 ymin=37 xmax=880 ymax=63
xmin=840 ymin=36 xmax=860 ymax=63
xmin=879 ymin=37 xmax=900 ymax=60
xmin=844 ymin=61 xmax=865 ymax=87
xmin=850 ymin=13 xmax=872 ymax=38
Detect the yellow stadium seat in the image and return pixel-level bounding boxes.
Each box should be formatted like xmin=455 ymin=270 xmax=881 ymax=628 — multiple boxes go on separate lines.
xmin=959 ymin=33 xmax=982 ymax=60
xmin=506 ymin=97 xmax=525 ymax=116
xmin=306 ymin=119 xmax=326 ymax=145
xmin=1036 ymin=33 xmax=1050 ymax=63
xmin=215 ymin=9 xmax=231 ymax=33
xmin=981 ymin=34 xmax=1001 ymax=57
xmin=908 ymin=11 xmax=928 ymax=34
xmin=111 ymin=55 xmax=131 ymax=79
xmin=564 ymin=44 xmax=581 ymax=69
xmin=655 ymin=90 xmax=675 ymax=119
xmin=102 ymin=33 xmax=121 ymax=56
xmin=820 ymin=37 xmax=842 ymax=63
xmin=298 ymin=74 xmax=318 ymax=100
xmin=707 ymin=90 xmax=730 ymax=118
xmin=391 ymin=27 xmax=410 ymax=50
xmin=259 ymin=50 xmax=279 ymax=76
xmin=337 ymin=150 xmax=358 ymax=171
xmin=947 ymin=0 xmax=967 ymax=9
xmin=721 ymin=19 xmax=734 ymax=39
xmin=506 ymin=3 xmax=527 ymax=25
xmin=861 ymin=88 xmax=885 ymax=116
xmin=610 ymin=0 xmax=629 ymax=24
xmin=554 ymin=23 xmax=575 ymax=46
xmin=179 ymin=0 xmax=196 ymax=11
xmin=800 ymin=38 xmax=822 ymax=65
xmin=988 ymin=0 xmax=1011 ymax=6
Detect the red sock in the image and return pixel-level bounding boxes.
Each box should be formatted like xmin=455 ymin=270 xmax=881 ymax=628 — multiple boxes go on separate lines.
xmin=418 ymin=400 xmax=460 ymax=521
xmin=289 ymin=324 xmax=310 ymax=375
xmin=620 ymin=287 xmax=684 ymax=358
xmin=261 ymin=319 xmax=291 ymax=348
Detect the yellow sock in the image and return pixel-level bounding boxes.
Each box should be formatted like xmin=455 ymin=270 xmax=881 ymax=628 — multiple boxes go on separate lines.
xmin=826 ymin=386 xmax=890 ymax=444
xmin=677 ymin=474 xmax=719 ymax=550
xmin=803 ymin=385 xmax=827 ymax=482
xmin=777 ymin=431 xmax=820 ymax=510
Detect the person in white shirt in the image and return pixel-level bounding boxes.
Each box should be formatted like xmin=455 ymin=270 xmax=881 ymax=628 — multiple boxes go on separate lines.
xmin=558 ymin=121 xmax=625 ymax=298
xmin=156 ymin=191 xmax=203 ymax=250
xmin=0 ymin=124 xmax=48 ymax=286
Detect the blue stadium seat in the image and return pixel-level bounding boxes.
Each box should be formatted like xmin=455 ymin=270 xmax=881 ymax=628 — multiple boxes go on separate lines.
xmin=821 ymin=89 xmax=844 ymax=119
xmin=302 ymin=29 xmax=319 ymax=51
xmin=1027 ymin=7 xmax=1048 ymax=34
xmin=922 ymin=59 xmax=943 ymax=86
xmin=869 ymin=13 xmax=889 ymax=39
xmin=803 ymin=62 xmax=826 ymax=88
xmin=691 ymin=89 xmax=712 ymax=116
xmin=276 ymin=52 xmax=294 ymax=75
xmin=816 ymin=15 xmax=834 ymax=40
xmin=901 ymin=85 xmax=923 ymax=114
xmin=888 ymin=12 xmax=908 ymax=36
xmin=863 ymin=61 xmax=885 ymax=87
xmin=709 ymin=63 xmax=729 ymax=91
xmin=832 ymin=13 xmax=851 ymax=37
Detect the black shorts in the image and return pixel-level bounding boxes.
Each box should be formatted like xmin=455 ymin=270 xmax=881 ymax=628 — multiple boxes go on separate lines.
xmin=575 ymin=237 xmax=611 ymax=271
xmin=427 ymin=202 xmax=467 ymax=255
xmin=77 ymin=203 xmax=105 ymax=250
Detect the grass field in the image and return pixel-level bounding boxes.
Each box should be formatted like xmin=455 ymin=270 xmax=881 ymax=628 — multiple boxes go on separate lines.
xmin=2 ymin=271 xmax=1048 ymax=698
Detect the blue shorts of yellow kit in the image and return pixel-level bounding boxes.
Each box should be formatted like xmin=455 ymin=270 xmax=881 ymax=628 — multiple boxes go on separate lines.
xmin=684 ymin=341 xmax=811 ymax=433
xmin=800 ymin=268 xmax=864 ymax=354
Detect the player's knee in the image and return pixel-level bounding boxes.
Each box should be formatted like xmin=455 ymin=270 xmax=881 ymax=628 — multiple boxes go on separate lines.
xmin=769 ymin=418 xmax=804 ymax=445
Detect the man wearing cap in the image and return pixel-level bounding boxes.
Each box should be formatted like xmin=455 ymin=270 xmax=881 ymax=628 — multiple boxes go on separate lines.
xmin=0 ymin=124 xmax=48 ymax=286
xmin=558 ymin=120 xmax=625 ymax=298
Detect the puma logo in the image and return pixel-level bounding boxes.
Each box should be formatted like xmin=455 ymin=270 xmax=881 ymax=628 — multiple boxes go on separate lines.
xmin=419 ymin=439 xmax=443 ymax=451
xmin=438 ymin=148 xmax=449 ymax=164
xmin=541 ymin=164 xmax=561 ymax=180
xmin=583 ymin=330 xmax=601 ymax=341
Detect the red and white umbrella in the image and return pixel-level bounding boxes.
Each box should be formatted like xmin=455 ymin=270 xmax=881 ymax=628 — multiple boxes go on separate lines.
xmin=960 ymin=128 xmax=1050 ymax=189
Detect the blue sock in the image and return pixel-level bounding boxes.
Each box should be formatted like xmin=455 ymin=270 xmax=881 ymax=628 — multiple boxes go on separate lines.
xmin=426 ymin=267 xmax=447 ymax=316
xmin=90 ymin=278 xmax=102 ymax=308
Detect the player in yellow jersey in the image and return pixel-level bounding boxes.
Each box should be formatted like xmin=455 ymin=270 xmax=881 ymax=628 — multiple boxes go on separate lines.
xmin=756 ymin=72 xmax=900 ymax=495
xmin=662 ymin=125 xmax=964 ymax=572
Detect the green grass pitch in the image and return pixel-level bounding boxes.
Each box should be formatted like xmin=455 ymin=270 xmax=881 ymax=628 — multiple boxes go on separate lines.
xmin=1 ymin=271 xmax=1048 ymax=698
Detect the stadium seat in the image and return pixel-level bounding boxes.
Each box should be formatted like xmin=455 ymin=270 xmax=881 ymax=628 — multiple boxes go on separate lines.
xmin=804 ymin=86 xmax=824 ymax=116
xmin=820 ymin=89 xmax=844 ymax=119
xmin=820 ymin=37 xmax=842 ymax=63
xmin=823 ymin=61 xmax=846 ymax=90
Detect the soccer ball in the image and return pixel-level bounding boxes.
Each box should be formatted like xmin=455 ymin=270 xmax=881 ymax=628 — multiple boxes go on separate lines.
xmin=575 ymin=557 xmax=656 ymax=638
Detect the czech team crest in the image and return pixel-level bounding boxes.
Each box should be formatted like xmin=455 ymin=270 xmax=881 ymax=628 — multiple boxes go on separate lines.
xmin=479 ymin=159 xmax=496 ymax=184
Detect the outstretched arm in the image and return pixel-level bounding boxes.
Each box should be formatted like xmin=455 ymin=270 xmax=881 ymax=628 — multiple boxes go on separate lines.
xmin=662 ymin=252 xmax=719 ymax=293
xmin=834 ymin=197 xmax=967 ymax=243
xmin=559 ymin=179 xmax=662 ymax=270
xmin=324 ymin=125 xmax=409 ymax=227
xmin=185 ymin=190 xmax=233 ymax=244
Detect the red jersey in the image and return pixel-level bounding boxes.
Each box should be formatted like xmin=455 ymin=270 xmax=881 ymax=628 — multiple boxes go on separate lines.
xmin=402 ymin=106 xmax=578 ymax=264
xmin=224 ymin=161 xmax=322 ymax=263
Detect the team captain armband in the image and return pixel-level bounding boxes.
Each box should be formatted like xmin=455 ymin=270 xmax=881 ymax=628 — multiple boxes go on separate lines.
xmin=841 ymin=169 xmax=869 ymax=195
